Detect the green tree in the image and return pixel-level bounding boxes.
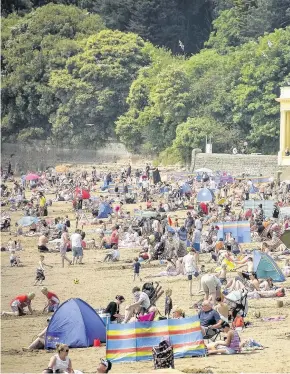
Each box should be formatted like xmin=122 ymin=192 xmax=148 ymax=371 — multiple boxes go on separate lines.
xmin=1 ymin=4 xmax=105 ymax=142
xmin=208 ymin=0 xmax=290 ymax=50
xmin=48 ymin=30 xmax=151 ymax=146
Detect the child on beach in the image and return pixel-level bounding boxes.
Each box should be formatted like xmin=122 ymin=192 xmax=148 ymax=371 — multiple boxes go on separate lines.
xmin=34 ymin=255 xmax=53 ymax=286
xmin=133 ymin=258 xmax=142 ymax=281
xmin=218 ymin=263 xmax=228 ymax=285
xmin=10 ymin=250 xmax=21 ymax=267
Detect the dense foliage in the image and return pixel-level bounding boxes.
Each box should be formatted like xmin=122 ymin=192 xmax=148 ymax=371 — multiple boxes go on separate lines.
xmin=2 ymin=1 xmax=290 ymax=162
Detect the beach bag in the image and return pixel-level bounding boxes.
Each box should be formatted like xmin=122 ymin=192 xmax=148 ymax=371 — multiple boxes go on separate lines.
xmin=138 ymin=312 xmax=155 ymax=322
xmin=152 ymin=340 xmax=174 ymax=369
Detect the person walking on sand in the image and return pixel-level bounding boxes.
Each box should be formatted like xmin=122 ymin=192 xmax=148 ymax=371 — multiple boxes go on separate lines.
xmin=71 ymin=229 xmax=83 ymax=265
xmin=34 ymin=255 xmax=53 ymax=286
xmin=133 ymin=257 xmax=142 ymax=281
xmin=60 ymin=227 xmax=71 ymax=268
xmin=182 ymin=249 xmax=198 ymax=296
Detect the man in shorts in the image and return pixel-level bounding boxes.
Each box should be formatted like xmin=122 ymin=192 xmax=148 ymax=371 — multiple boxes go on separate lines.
xmin=2 ymin=292 xmax=35 ymax=316
xmin=71 ymin=229 xmax=83 ymax=265
xmin=201 ymin=274 xmax=221 ymax=304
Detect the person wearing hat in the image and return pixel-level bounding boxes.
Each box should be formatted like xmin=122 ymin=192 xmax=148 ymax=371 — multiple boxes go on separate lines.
xmin=97 ymin=358 xmax=112 ymax=373
xmin=104 ymin=295 xmax=125 ymax=323
xmin=2 ymin=292 xmax=35 ymax=316
xmin=41 ymin=287 xmax=60 ymax=313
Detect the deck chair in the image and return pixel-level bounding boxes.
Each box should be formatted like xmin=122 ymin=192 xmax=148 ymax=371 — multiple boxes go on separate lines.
xmin=203 ymin=327 xmax=222 ymax=342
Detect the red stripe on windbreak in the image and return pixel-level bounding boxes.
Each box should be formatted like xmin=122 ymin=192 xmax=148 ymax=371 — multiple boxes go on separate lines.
xmin=108 ymin=327 xmax=201 ymax=340
xmin=168 ymin=327 xmax=200 ymax=336
xmin=107 ymin=340 xmax=205 ymax=355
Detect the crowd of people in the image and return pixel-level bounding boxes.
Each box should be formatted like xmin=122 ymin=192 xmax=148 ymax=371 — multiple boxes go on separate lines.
xmin=1 ymin=162 xmax=290 ymax=373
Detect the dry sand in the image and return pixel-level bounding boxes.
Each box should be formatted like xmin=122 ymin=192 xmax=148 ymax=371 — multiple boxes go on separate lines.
xmin=1 ymin=189 xmax=290 ymax=374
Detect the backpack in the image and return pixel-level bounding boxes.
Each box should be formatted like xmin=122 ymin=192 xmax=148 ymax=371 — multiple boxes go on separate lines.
xmin=233 ymin=315 xmax=244 ymax=329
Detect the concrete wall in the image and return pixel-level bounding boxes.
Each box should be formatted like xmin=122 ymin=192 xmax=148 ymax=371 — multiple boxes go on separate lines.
xmin=195 ymin=153 xmax=278 ymax=176
xmin=1 ymin=141 xmax=130 ymax=173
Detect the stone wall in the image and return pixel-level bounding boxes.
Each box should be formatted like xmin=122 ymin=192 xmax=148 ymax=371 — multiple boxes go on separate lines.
xmin=194 ymin=153 xmax=278 ymax=176
xmin=1 ymin=141 xmax=130 ymax=173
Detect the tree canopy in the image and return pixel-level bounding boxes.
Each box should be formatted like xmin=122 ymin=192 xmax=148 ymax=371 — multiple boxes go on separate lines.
xmin=2 ymin=1 xmax=290 ymax=163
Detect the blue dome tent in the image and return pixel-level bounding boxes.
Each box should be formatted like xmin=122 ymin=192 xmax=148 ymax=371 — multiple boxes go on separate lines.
xmin=253 ymin=250 xmax=285 ymax=282
xmin=45 ymin=298 xmax=106 ymax=349
xmin=98 ymin=203 xmax=113 ymax=218
xmin=197 ymin=188 xmax=214 ymax=202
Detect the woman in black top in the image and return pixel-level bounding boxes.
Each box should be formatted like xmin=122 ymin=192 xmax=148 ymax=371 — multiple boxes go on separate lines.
xmin=104 ymin=295 xmax=125 ymax=322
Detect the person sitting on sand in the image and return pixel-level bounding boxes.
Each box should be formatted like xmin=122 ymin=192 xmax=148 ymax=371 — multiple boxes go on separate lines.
xmin=2 ymin=292 xmax=35 ymax=316
xmin=206 ymin=321 xmax=240 ymax=355
xmin=172 ymin=306 xmax=185 ymax=319
xmin=43 ymin=343 xmax=73 ymax=373
xmin=198 ymin=300 xmax=223 ymax=335
xmin=123 ymin=286 xmax=150 ymax=323
xmin=41 ymin=287 xmax=60 ymax=313
xmin=104 ymin=295 xmax=125 ymax=323
xmin=103 ymin=244 xmax=120 ymax=262
xmin=10 ymin=250 xmax=21 ymax=267
xmin=26 ymin=318 xmax=50 ymax=350
xmin=214 ymin=297 xmax=229 ymax=322
xmin=38 ymin=233 xmax=50 ymax=253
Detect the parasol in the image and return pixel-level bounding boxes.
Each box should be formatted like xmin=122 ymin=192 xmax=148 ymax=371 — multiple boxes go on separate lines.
xmin=26 ymin=173 xmax=40 ymax=181
xmin=18 ymin=216 xmax=39 ymax=227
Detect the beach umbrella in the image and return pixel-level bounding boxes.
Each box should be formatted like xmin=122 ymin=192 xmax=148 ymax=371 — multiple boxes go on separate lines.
xmin=26 ymin=173 xmax=40 ymax=181
xmin=197 ymin=188 xmax=214 ymax=202
xmin=18 ymin=216 xmax=39 ymax=227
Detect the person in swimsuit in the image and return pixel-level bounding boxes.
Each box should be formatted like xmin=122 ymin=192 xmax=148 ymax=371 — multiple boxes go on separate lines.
xmin=207 ymin=321 xmax=240 ymax=355
xmin=43 ymin=343 xmax=73 ymax=373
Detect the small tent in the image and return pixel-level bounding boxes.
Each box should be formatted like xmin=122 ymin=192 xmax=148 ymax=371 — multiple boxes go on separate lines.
xmin=45 ymin=298 xmax=106 ymax=349
xmin=253 ymin=250 xmax=285 ymax=282
xmin=197 ymin=188 xmax=214 ymax=202
xmin=181 ymin=183 xmax=192 ymax=195
xmin=97 ymin=203 xmax=113 ymax=218
xmin=249 ymin=185 xmax=259 ymax=194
